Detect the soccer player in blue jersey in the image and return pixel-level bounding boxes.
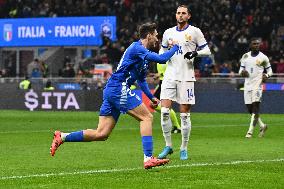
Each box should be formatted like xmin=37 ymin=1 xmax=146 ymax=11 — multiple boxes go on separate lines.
xmin=50 ymin=23 xmax=179 ymax=169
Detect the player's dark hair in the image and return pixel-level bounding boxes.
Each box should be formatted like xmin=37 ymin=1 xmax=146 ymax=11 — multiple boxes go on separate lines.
xmin=177 ymin=4 xmax=192 ymax=14
xmin=138 ymin=23 xmax=157 ymax=39
xmin=250 ymin=37 xmax=260 ymax=43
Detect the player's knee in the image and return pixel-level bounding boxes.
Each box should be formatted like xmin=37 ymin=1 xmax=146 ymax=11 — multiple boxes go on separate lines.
xmin=96 ymin=131 xmax=110 ymax=141
xmin=98 ymin=134 xmax=110 ymax=141
xmin=143 ymin=113 xmax=153 ymax=122
xmin=161 ymin=107 xmax=170 ymax=120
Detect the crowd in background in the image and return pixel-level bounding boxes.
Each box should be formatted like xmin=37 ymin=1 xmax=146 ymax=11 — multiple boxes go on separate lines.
xmin=0 ymin=0 xmax=284 ymax=78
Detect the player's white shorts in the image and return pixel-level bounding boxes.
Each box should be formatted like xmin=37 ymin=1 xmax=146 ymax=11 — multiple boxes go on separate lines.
xmin=160 ymin=79 xmax=195 ymax=104
xmin=244 ymin=89 xmax=263 ymax=104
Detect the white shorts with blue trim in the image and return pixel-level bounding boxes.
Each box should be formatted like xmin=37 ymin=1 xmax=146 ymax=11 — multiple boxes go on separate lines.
xmin=160 ymin=79 xmax=195 ymax=104
xmin=244 ymin=89 xmax=262 ymax=104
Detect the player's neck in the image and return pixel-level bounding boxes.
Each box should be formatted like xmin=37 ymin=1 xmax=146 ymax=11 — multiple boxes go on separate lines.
xmin=140 ymin=39 xmax=149 ymax=49
xmin=177 ymin=23 xmax=189 ymax=30
xmin=251 ymin=51 xmax=259 ymax=57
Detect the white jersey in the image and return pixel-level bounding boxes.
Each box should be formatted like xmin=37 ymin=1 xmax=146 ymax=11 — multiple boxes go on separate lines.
xmin=161 ymin=25 xmax=207 ymax=81
xmin=239 ymin=51 xmax=272 ymax=90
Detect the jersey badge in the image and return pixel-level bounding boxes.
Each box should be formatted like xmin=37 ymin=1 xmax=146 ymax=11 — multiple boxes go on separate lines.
xmin=185 ymin=33 xmax=192 ymax=42
xmin=256 ymin=59 xmax=266 ymax=67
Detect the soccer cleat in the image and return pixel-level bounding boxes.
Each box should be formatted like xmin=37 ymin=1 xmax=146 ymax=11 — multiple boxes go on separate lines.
xmin=144 ymin=157 xmax=169 ymax=169
xmin=158 ymin=146 xmax=173 ymax=159
xmin=50 ymin=131 xmax=63 ymax=156
xmin=245 ymin=132 xmax=253 ymax=138
xmin=258 ymin=124 xmax=268 ymax=137
xmin=171 ymin=126 xmax=181 ymax=134
xmin=180 ymin=150 xmax=188 ymax=160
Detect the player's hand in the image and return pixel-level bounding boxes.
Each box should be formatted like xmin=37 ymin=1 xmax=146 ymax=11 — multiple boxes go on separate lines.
xmin=262 ymin=73 xmax=269 ymax=83
xmin=168 ymin=39 xmax=178 ymax=48
xmin=240 ymin=70 xmax=249 ymax=78
xmin=184 ymin=51 xmax=198 ymax=60
xmin=150 ymin=97 xmax=160 ymax=109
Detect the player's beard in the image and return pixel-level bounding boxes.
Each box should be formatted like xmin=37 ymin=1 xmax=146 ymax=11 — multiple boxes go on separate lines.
xmin=148 ymin=41 xmax=160 ymax=53
xmin=149 ymin=42 xmax=156 ymax=50
xmin=177 ymin=19 xmax=188 ymax=26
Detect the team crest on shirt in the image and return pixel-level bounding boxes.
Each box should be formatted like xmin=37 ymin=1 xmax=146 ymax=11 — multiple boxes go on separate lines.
xmin=185 ymin=33 xmax=191 ymax=42
xmin=256 ymin=59 xmax=266 ymax=67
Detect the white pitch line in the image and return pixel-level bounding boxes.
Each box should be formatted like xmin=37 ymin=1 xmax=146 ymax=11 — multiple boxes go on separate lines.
xmin=0 ymin=158 xmax=283 ymax=180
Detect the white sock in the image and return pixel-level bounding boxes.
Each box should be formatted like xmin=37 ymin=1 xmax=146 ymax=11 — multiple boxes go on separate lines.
xmin=161 ymin=107 xmax=172 ymax=147
xmin=144 ymin=154 xmax=151 ymax=162
xmin=61 ymin=132 xmax=69 ymax=141
xmin=248 ymin=114 xmax=257 ymax=134
xmin=180 ymin=113 xmax=191 ymax=151
xmin=258 ymin=118 xmax=265 ymax=128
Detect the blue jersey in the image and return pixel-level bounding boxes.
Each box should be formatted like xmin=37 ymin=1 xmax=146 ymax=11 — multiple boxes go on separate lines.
xmin=100 ymin=40 xmax=178 ymax=121
xmin=107 ymin=41 xmax=151 ymax=88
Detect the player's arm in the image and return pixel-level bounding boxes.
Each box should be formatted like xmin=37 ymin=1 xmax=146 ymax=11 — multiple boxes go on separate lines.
xmin=184 ymin=45 xmax=211 ymax=60
xmin=137 ymin=72 xmax=154 ymax=101
xmin=159 ymin=31 xmax=170 ymax=54
xmin=145 ymin=44 xmax=178 ymax=64
xmin=262 ymin=57 xmax=273 ymax=82
xmin=137 ymin=71 xmax=160 ymax=107
xmin=184 ymin=28 xmax=211 ymax=60
xmin=148 ymin=30 xmax=177 ymax=64
xmin=239 ymin=54 xmax=249 ymax=77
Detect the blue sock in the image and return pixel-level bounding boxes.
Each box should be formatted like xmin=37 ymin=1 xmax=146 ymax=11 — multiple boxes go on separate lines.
xmin=142 ymin=136 xmax=153 ymax=157
xmin=65 ymin=131 xmax=84 ymax=142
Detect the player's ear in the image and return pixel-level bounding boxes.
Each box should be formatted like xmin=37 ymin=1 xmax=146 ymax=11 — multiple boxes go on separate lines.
xmin=146 ymin=33 xmax=151 ymax=40
xmin=187 ymin=13 xmax=191 ymax=20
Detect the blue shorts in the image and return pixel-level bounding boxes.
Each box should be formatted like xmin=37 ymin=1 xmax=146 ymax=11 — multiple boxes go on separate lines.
xmin=99 ymin=85 xmax=142 ymax=122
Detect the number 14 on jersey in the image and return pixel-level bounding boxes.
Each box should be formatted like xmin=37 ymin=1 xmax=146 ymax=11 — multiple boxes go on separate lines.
xmin=176 ymin=45 xmax=183 ymax=55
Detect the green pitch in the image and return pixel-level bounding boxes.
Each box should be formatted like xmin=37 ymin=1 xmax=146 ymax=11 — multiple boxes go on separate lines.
xmin=0 ymin=110 xmax=283 ymax=188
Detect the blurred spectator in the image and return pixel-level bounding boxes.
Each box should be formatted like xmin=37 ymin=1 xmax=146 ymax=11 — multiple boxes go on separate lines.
xmin=31 ymin=68 xmax=42 ymax=78
xmin=100 ymin=53 xmax=110 ymax=64
xmin=276 ymin=58 xmax=284 ymax=74
xmin=215 ymin=41 xmax=229 ymax=65
xmin=237 ymin=34 xmax=248 ymax=55
xmin=199 ymin=56 xmax=214 ymax=77
xmin=61 ymin=63 xmax=76 ymax=78
xmin=231 ymin=61 xmax=241 ymax=74
xmin=27 ymin=59 xmax=42 ymax=78
xmin=40 ymin=60 xmax=49 ymax=78
xmin=1 ymin=0 xmax=283 ymax=77
xmin=44 ymin=80 xmax=55 ymax=91
xmin=80 ymin=80 xmax=90 ymax=90
xmin=19 ymin=76 xmax=31 ymax=90
xmin=64 ymin=56 xmax=71 ymax=67
xmin=219 ymin=63 xmax=232 ymax=77
xmin=0 ymin=69 xmax=8 ymax=77
xmin=95 ymin=80 xmax=104 ymax=90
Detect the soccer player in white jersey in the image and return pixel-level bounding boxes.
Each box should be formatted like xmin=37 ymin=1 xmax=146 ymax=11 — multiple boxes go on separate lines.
xmin=158 ymin=5 xmax=211 ymax=160
xmin=239 ymin=38 xmax=273 ymax=138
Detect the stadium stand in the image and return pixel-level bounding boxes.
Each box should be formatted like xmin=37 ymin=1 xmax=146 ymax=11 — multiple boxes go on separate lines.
xmin=0 ymin=0 xmax=283 ymax=77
